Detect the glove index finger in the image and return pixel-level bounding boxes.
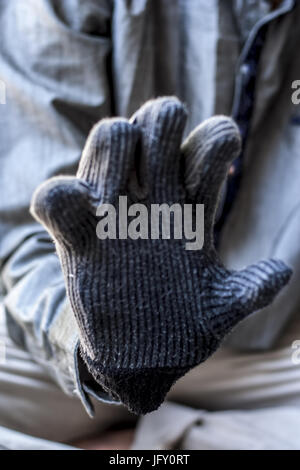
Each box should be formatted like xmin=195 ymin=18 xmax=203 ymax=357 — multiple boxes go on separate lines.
xmin=182 ymin=116 xmax=241 ymax=246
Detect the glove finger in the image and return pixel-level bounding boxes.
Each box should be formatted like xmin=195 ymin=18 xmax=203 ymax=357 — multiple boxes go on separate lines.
xmin=129 ymin=97 xmax=187 ymax=198
xmin=77 ymin=118 xmax=140 ymax=201
xmin=209 ymin=259 xmax=292 ymax=337
xmin=233 ymin=258 xmax=292 ymax=312
xmin=181 ymin=116 xmax=241 ymax=245
xmin=30 ymin=176 xmax=96 ymax=246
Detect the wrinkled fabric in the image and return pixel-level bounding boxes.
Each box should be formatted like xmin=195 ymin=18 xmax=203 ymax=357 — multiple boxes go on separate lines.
xmin=233 ymin=0 xmax=271 ymax=43
xmin=131 ymin=402 xmax=300 ymax=450
xmin=0 ymin=306 xmax=135 ymax=444
xmin=0 ymin=427 xmax=76 ymax=450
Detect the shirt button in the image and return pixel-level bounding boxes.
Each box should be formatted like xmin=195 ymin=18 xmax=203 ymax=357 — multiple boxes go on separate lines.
xmin=240 ymin=63 xmax=250 ymax=75
xmin=229 ymin=165 xmax=235 ymax=176
xmin=240 ymin=63 xmax=251 ymax=83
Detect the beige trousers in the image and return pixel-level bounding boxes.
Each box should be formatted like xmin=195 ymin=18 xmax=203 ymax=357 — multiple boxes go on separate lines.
xmin=1 ymin=305 xmax=300 ymax=449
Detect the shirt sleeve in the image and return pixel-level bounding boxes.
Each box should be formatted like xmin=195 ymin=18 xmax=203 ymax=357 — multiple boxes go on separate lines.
xmin=0 ymin=0 xmax=119 ymax=416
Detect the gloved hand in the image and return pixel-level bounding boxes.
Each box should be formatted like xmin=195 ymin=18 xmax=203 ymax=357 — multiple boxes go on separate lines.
xmin=31 ymin=97 xmax=292 ymax=415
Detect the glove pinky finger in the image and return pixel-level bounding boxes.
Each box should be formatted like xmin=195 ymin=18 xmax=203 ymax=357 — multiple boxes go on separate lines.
xmin=30 ymin=176 xmax=95 ymax=246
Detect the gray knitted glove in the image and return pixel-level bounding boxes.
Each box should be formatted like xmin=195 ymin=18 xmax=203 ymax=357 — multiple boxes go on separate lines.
xmin=31 ymin=97 xmax=292 ymax=415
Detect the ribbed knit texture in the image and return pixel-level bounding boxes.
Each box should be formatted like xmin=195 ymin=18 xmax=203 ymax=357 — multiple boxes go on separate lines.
xmin=31 ymin=97 xmax=292 ymax=415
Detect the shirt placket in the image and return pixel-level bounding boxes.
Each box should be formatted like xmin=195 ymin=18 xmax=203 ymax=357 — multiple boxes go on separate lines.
xmin=215 ymin=0 xmax=296 ymax=242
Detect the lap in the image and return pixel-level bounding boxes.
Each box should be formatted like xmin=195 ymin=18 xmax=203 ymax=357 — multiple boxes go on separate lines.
xmin=0 ymin=305 xmax=134 ymax=443
xmin=1 ymin=301 xmax=299 ymax=444
xmin=168 ymin=312 xmax=300 ymax=410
